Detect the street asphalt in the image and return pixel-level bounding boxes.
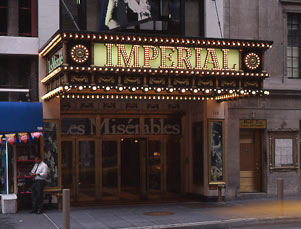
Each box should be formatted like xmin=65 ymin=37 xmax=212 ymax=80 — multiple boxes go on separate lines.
xmin=1 ymin=197 xmax=301 ymax=229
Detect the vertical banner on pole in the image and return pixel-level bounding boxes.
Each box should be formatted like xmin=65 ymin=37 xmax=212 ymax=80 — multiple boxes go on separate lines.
xmin=5 ymin=142 xmax=8 ymax=194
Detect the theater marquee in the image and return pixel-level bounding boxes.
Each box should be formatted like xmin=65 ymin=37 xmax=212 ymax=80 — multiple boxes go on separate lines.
xmin=40 ymin=31 xmax=272 ymax=102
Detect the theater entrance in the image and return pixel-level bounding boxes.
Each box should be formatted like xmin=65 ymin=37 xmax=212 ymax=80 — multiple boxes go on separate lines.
xmin=62 ymin=136 xmax=181 ymax=202
xmin=102 ymin=136 xmax=181 ymax=201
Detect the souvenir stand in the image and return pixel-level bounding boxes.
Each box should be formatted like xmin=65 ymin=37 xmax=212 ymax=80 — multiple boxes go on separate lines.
xmin=0 ymin=102 xmax=43 ymax=211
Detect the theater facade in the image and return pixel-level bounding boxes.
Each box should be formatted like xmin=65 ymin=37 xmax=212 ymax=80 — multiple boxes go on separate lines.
xmin=39 ymin=31 xmax=272 ymax=202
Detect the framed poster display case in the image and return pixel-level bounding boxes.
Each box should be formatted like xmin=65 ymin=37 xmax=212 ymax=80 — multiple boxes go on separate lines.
xmin=208 ymin=119 xmax=225 ymax=185
xmin=43 ymin=120 xmax=62 ymax=190
xmin=269 ymin=131 xmax=298 ymax=171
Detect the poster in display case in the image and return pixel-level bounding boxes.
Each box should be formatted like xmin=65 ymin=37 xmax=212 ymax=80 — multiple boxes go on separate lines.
xmin=43 ymin=120 xmax=60 ymax=188
xmin=208 ymin=120 xmax=225 ymax=185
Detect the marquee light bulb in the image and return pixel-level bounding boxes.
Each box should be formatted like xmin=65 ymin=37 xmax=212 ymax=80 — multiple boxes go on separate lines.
xmin=118 ymin=86 xmax=123 ymax=91
xmin=264 ymin=91 xmax=270 ymax=95
xmin=205 ymin=89 xmax=210 ymax=93
xmin=144 ymin=88 xmax=149 ymax=92
xmin=92 ymin=86 xmax=97 ymax=91
xmin=78 ymin=86 xmax=83 ymax=91
xmin=105 ymin=86 xmax=110 ymax=91
xmin=169 ymin=88 xmax=174 ymax=93
xmin=193 ymin=89 xmax=198 ymax=93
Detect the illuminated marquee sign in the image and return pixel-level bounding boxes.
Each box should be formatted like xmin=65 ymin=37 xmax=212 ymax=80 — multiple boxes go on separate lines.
xmin=47 ymin=49 xmax=63 ymax=74
xmin=94 ymin=43 xmax=239 ymax=71
xmin=40 ymin=31 xmax=273 ymax=102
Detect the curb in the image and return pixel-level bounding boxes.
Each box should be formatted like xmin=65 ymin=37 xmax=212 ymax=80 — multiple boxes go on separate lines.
xmin=124 ymin=216 xmax=301 ymax=229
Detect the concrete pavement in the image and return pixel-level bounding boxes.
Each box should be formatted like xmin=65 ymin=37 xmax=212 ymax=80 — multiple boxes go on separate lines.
xmin=2 ymin=197 xmax=301 ymax=229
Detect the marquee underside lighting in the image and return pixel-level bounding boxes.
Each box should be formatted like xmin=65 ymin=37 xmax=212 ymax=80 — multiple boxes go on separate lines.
xmin=59 ymin=91 xmax=269 ymax=102
xmin=42 ymin=85 xmax=269 ymax=103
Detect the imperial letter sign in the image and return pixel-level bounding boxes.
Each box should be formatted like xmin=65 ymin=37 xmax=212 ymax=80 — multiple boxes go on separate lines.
xmin=94 ymin=43 xmax=239 ymax=72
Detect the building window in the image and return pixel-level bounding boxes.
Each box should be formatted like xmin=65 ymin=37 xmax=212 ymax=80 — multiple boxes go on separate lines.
xmin=0 ymin=0 xmax=8 ymax=35
xmin=60 ymin=0 xmax=186 ymax=35
xmin=0 ymin=55 xmax=38 ymax=102
xmin=0 ymin=0 xmax=37 ymax=37
xmin=287 ymin=14 xmax=300 ymax=78
xmin=19 ymin=0 xmax=37 ymax=37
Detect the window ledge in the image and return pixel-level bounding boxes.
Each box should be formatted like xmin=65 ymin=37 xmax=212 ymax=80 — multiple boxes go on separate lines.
xmin=269 ymin=166 xmax=298 ymax=172
xmin=280 ymin=0 xmax=301 ymax=4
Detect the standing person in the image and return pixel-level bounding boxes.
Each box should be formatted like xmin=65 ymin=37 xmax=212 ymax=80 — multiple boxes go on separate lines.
xmin=30 ymin=155 xmax=48 ymax=214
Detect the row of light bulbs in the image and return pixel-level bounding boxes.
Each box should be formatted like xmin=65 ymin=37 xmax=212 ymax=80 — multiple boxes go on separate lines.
xmin=41 ymin=65 xmax=269 ymax=87
xmin=62 ymin=65 xmax=269 ymax=78
xmin=59 ymin=90 xmax=268 ymax=102
xmin=63 ymin=84 xmax=268 ymax=95
xmin=62 ymin=33 xmax=272 ymax=49
xmin=61 ymin=94 xmax=220 ymax=101
xmin=43 ymin=84 xmax=269 ymax=101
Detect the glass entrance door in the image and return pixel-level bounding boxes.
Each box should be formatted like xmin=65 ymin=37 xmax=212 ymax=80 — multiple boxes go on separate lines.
xmin=99 ymin=136 xmax=181 ymax=200
xmin=101 ymin=140 xmax=119 ymax=199
xmin=61 ymin=140 xmax=76 ymax=201
xmin=77 ymin=140 xmax=96 ymax=201
xmin=120 ymin=138 xmax=146 ymax=200
xmin=62 ymin=139 xmax=96 ymax=202
xmin=166 ymin=137 xmax=181 ymax=193
xmin=147 ymin=139 xmax=162 ymax=195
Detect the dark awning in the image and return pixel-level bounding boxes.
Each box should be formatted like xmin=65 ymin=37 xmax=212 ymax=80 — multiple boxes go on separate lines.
xmin=0 ymin=102 xmax=43 ymax=133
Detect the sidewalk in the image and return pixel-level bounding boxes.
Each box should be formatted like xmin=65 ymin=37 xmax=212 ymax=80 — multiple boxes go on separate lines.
xmin=2 ymin=197 xmax=301 ymax=229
